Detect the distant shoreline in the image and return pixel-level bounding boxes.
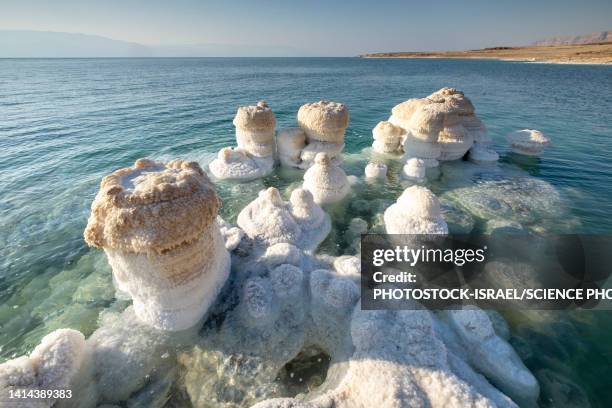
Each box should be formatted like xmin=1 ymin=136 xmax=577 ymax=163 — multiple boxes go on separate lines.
xmin=360 ymin=43 xmax=612 ymax=65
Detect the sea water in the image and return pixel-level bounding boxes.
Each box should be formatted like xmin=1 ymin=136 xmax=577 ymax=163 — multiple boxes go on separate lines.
xmin=1 ymin=57 xmax=611 ymax=406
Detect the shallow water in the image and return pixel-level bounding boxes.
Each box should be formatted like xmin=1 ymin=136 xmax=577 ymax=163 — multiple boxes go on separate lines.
xmin=1 ymin=57 xmax=611 ymax=407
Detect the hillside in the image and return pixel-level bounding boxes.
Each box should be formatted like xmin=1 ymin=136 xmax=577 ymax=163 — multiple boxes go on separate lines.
xmin=533 ymin=30 xmax=612 ymax=46
xmin=360 ymin=42 xmax=612 ymax=64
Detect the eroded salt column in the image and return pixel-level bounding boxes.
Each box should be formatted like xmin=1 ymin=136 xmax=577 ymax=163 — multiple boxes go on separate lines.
xmin=302 ymin=153 xmax=350 ymax=204
xmin=234 ymin=101 xmax=276 ymax=157
xmin=506 ymin=129 xmax=551 ymax=156
xmin=209 ymin=101 xmax=276 ymax=180
xmin=84 ymin=158 xmax=230 ymax=331
xmin=379 ymin=87 xmax=499 ymax=166
xmin=384 ymin=185 xmax=448 ymax=234
xmin=296 ymin=100 xmax=349 ymax=168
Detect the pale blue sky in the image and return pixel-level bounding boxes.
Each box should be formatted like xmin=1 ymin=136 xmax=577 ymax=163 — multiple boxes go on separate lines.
xmin=1 ymin=0 xmax=612 ymax=55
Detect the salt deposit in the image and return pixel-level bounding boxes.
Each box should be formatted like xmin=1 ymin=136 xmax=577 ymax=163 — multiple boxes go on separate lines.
xmin=302 ymin=153 xmax=350 ymax=204
xmin=384 ymin=185 xmax=449 ymax=234
xmin=506 ymin=129 xmax=551 ymax=156
xmin=210 ymin=101 xmax=276 ymax=180
xmin=84 ymin=159 xmax=230 ymax=331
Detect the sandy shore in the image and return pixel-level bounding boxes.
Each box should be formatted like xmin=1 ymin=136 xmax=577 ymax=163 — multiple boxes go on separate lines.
xmin=360 ymin=42 xmax=612 ymax=65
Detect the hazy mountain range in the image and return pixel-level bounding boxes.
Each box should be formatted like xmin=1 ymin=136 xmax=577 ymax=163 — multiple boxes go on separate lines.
xmin=1 ymin=29 xmax=611 ymax=57
xmin=0 ymin=30 xmax=309 ymax=57
xmin=533 ymin=30 xmax=611 ymax=46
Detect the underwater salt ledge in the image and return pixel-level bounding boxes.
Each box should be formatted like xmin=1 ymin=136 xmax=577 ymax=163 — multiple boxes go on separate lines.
xmin=0 ymin=88 xmax=569 ymax=407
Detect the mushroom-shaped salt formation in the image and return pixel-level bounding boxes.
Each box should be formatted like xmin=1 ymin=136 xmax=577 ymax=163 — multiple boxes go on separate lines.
xmin=364 ymin=162 xmax=387 ymax=179
xmin=84 ymin=158 xmax=231 ymax=331
xmin=294 ymin=100 xmax=349 ymax=168
xmin=506 ymin=129 xmax=551 ymax=156
xmin=209 ymin=147 xmax=274 ymax=181
xmin=402 ymin=157 xmax=426 ymax=181
xmin=371 ymin=121 xmax=403 ymax=154
xmin=384 ymin=185 xmax=448 ymax=234
xmin=302 ymin=153 xmax=350 ymax=204
xmin=0 ymin=329 xmax=86 ymax=407
xmin=209 ymin=101 xmax=276 ymax=180
xmin=297 ymin=100 xmax=349 ymax=143
xmin=237 ymin=187 xmax=331 ymax=252
xmin=383 ymin=87 xmax=499 ymax=165
xmin=233 ymin=100 xmax=276 ymax=157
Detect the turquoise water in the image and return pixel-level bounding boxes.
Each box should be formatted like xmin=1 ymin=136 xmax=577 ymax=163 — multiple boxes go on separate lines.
xmin=1 ymin=58 xmax=612 ymax=406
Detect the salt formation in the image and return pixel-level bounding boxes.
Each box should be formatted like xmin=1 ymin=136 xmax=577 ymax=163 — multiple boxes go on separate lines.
xmin=374 ymin=87 xmax=499 ymax=166
xmin=464 ymin=114 xmax=499 ymax=163
xmin=371 ymin=121 xmax=403 ymax=154
xmin=84 ymin=158 xmax=230 ymax=331
xmin=209 ymin=101 xmax=276 ymax=180
xmin=208 ymin=147 xmax=274 ymax=181
xmin=364 ymin=161 xmax=387 ymax=179
xmin=439 ymin=307 xmax=540 ymax=407
xmin=276 ymin=101 xmax=349 ymax=169
xmin=302 ymin=153 xmax=350 ymax=204
xmin=236 ymin=187 xmax=331 ymax=252
xmin=384 ymin=185 xmax=449 ymax=234
xmin=0 ymin=329 xmax=86 ymax=407
xmin=402 ymin=157 xmax=426 ymax=181
xmin=276 ymin=128 xmax=306 ymax=168
xmin=506 ymin=129 xmax=551 ymax=156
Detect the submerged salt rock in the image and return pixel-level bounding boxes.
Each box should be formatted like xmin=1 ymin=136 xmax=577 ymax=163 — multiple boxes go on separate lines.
xmin=402 ymin=157 xmax=426 ymax=180
xmin=209 ymin=147 xmax=274 ymax=180
xmin=297 ymin=100 xmax=349 ymax=144
xmin=84 ymin=159 xmax=230 ymax=331
xmin=233 ymin=101 xmax=276 ymax=158
xmin=0 ymin=329 xmax=86 ymax=407
xmin=506 ymin=129 xmax=551 ymax=156
xmin=442 ymin=307 xmax=540 ymax=407
xmin=89 ymin=307 xmax=175 ymax=403
xmin=302 ymin=153 xmax=350 ymax=204
xmin=364 ymin=162 xmax=387 ymax=179
xmin=384 ymin=185 xmax=448 ymax=234
xmin=468 ymin=143 xmax=499 ymax=164
xmin=276 ymin=128 xmax=306 ymax=167
xmin=372 ymin=121 xmax=403 ymax=153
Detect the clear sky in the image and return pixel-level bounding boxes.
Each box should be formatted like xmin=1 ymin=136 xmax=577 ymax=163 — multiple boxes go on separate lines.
xmin=1 ymin=0 xmax=612 ymax=56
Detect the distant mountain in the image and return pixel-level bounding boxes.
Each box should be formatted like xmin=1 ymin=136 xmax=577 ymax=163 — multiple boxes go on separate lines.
xmin=533 ymin=30 xmax=612 ymax=46
xmin=0 ymin=30 xmax=152 ymax=57
xmin=0 ymin=30 xmax=311 ymax=57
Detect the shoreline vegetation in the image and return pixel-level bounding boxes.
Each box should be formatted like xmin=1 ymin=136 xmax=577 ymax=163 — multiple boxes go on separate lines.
xmin=360 ymin=42 xmax=612 ymax=65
